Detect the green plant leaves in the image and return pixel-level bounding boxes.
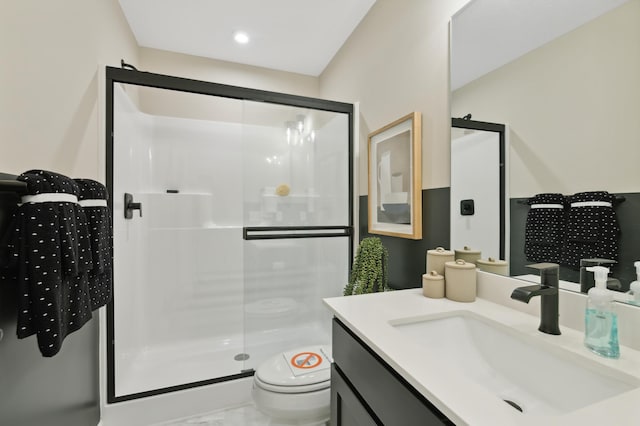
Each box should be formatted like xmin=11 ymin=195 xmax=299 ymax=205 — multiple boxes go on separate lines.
xmin=344 ymin=237 xmax=389 ymax=296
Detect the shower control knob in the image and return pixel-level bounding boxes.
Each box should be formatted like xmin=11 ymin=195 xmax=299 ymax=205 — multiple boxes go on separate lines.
xmin=124 ymin=193 xmax=143 ymax=219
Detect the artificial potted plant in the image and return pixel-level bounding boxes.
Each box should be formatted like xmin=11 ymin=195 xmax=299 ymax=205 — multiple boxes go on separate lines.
xmin=343 ymin=237 xmax=389 ymax=296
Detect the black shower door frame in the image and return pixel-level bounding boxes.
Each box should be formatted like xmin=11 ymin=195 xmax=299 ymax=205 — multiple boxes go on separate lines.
xmin=105 ymin=66 xmax=354 ymax=403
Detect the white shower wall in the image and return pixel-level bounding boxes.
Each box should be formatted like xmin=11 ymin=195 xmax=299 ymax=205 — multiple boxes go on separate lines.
xmin=113 ymin=85 xmax=153 ymax=382
xmin=112 ymin=84 xmax=348 ymax=399
xmin=149 ymin=117 xmax=244 ymax=225
xmin=450 ymin=128 xmax=501 ymax=259
xmin=142 ymin=116 xmax=245 ymax=350
xmin=114 ymin=99 xmax=247 ymax=395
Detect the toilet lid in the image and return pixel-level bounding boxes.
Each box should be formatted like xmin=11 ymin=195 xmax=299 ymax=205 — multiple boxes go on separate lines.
xmin=255 ymin=345 xmax=331 ymax=390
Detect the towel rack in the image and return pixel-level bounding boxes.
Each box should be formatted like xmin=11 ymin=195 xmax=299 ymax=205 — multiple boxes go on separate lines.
xmin=516 ymin=195 xmax=626 ymax=205
xmin=0 ymin=180 xmax=28 ymax=195
xmin=0 ymin=175 xmax=25 ymax=260
xmin=0 ymin=174 xmax=28 ymax=195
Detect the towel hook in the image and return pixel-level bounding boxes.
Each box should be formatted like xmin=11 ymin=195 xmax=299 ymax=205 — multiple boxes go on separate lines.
xmin=120 ymin=59 xmax=139 ymax=71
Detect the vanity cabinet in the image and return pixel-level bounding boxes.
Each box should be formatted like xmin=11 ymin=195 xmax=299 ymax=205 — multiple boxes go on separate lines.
xmin=331 ymin=318 xmax=454 ymax=425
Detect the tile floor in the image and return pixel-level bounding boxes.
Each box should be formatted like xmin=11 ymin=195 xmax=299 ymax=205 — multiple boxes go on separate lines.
xmin=157 ymin=404 xmax=269 ymax=426
xmin=157 ymin=403 xmax=327 ymax=426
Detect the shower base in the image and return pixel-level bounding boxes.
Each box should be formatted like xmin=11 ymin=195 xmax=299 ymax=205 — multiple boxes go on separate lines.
xmin=115 ymin=320 xmax=330 ymax=397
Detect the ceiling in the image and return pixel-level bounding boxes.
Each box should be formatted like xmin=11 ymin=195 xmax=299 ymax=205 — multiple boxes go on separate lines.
xmin=451 ymin=0 xmax=631 ymax=90
xmin=118 ymin=0 xmax=629 ymax=85
xmin=118 ymin=0 xmax=376 ymax=77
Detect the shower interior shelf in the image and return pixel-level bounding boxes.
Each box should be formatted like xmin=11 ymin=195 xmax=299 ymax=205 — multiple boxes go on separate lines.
xmin=261 ymin=193 xmax=320 ymax=198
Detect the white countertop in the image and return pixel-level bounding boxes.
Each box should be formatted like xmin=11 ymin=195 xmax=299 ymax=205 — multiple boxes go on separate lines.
xmin=323 ymin=289 xmax=640 ymax=425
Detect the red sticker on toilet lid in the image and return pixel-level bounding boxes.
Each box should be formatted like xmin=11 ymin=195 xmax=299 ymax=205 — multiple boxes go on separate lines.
xmin=290 ymin=351 xmax=322 ymax=369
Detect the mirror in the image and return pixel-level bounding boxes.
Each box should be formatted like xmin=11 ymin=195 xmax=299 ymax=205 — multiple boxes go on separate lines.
xmin=450 ymin=0 xmax=640 ymax=305
xmin=450 ymin=118 xmax=506 ymax=261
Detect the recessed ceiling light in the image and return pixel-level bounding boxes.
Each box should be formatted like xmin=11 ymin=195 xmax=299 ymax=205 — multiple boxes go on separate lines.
xmin=233 ymin=31 xmax=250 ymax=45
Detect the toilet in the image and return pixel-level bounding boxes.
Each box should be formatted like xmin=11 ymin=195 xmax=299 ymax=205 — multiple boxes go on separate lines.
xmin=252 ymin=345 xmax=332 ymax=425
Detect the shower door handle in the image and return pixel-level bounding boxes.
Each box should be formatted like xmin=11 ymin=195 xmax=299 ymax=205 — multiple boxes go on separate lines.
xmin=124 ymin=193 xmax=142 ymax=219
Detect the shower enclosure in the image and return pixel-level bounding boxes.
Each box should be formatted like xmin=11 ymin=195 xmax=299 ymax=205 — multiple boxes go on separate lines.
xmin=105 ymin=67 xmax=353 ymax=403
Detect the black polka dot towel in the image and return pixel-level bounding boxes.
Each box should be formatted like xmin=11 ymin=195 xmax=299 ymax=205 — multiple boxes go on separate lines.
xmin=562 ymin=191 xmax=620 ymax=268
xmin=4 ymin=170 xmax=93 ymax=357
xmin=525 ymin=193 xmax=566 ymax=263
xmin=74 ymin=178 xmax=112 ymax=311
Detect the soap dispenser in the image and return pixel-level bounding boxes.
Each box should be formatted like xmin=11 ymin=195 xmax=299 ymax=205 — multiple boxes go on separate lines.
xmin=629 ymin=261 xmax=640 ymax=306
xmin=579 ymin=258 xmax=616 ymax=292
xmin=584 ymin=266 xmax=620 ymax=359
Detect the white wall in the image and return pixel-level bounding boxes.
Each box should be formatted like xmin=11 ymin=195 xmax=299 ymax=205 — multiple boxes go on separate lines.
xmin=0 ymin=0 xmax=139 ymax=179
xmin=320 ymin=0 xmax=470 ymax=194
xmin=451 ymin=0 xmax=640 ymax=197
xmin=139 ymin=47 xmax=320 ymax=100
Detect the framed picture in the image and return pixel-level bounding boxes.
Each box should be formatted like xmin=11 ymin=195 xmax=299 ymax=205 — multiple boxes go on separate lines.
xmin=368 ymin=112 xmax=422 ymax=239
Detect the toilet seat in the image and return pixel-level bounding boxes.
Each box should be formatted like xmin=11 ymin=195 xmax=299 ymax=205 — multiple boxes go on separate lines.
xmin=254 ymin=345 xmax=331 ymax=394
xmin=254 ymin=374 xmax=329 ymax=394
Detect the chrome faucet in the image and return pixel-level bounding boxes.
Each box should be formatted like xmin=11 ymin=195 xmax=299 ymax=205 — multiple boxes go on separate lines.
xmin=510 ymin=263 xmax=561 ymax=335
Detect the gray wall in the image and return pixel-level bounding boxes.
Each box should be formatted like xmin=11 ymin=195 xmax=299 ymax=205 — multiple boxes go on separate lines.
xmin=359 ymin=188 xmax=450 ymax=289
xmin=510 ymin=192 xmax=640 ymax=291
xmin=0 ymin=191 xmax=100 ymax=426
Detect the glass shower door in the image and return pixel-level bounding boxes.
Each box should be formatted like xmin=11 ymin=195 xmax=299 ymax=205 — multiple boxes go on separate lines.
xmin=240 ymin=101 xmax=352 ymax=371
xmin=110 ymin=82 xmax=251 ymax=400
xmin=107 ymin=66 xmax=352 ymax=402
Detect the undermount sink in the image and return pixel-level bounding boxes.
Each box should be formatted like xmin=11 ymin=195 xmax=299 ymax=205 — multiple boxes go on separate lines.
xmin=390 ymin=311 xmax=639 ymax=416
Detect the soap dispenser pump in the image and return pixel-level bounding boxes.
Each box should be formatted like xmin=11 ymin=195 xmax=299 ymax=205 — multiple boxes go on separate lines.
xmin=629 ymin=261 xmax=640 ymax=306
xmin=584 ymin=266 xmax=619 ymax=359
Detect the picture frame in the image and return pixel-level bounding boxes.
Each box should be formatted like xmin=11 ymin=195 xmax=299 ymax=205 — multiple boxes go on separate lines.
xmin=368 ymin=112 xmax=422 ymax=239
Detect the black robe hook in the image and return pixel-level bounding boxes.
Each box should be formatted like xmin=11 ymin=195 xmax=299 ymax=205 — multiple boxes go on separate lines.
xmin=121 ymin=59 xmax=139 ymax=71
